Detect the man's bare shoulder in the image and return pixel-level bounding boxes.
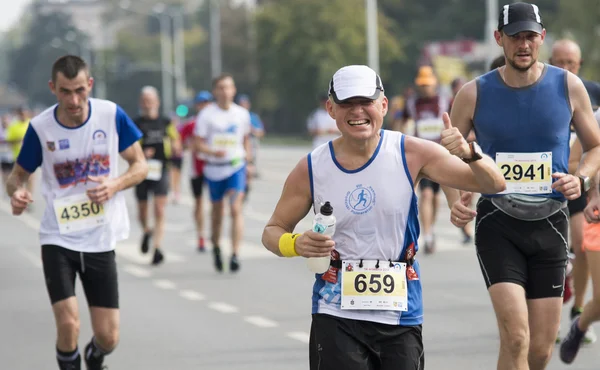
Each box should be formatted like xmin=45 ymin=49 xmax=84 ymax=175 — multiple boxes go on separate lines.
xmin=285 ymin=155 xmax=311 ymax=190
xmin=454 ymin=79 xmax=478 ymax=106
xmin=404 ymin=135 xmax=441 ymax=156
xmin=402 ymin=135 xmax=443 ymax=169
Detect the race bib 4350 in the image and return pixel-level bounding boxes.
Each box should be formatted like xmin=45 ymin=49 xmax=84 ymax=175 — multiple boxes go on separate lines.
xmin=53 ymin=193 xmax=107 ymax=234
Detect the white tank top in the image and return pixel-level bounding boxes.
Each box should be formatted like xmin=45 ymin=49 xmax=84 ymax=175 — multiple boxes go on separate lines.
xmin=26 ymin=99 xmax=132 ymax=252
xmin=308 ymin=129 xmax=423 ymax=326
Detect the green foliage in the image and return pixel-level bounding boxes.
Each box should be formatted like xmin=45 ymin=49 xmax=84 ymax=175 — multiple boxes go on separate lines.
xmin=8 ymin=0 xmax=600 ymax=131
xmin=255 ymin=0 xmax=403 ymax=133
xmin=8 ymin=10 xmax=89 ymax=106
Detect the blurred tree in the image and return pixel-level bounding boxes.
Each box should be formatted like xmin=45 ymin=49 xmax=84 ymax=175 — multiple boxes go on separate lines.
xmin=8 ymin=10 xmax=90 ymax=106
xmin=379 ymin=0 xmax=560 ymax=89
xmin=188 ymin=0 xmax=256 ymax=100
xmin=255 ymin=0 xmax=403 ymax=134
xmin=100 ymin=0 xmax=208 ymax=116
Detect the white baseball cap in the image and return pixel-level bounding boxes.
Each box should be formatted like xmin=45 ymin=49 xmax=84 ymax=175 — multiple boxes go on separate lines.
xmin=328 ymin=65 xmax=384 ymax=104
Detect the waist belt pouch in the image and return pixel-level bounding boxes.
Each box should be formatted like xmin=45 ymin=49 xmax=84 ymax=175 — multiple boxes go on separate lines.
xmin=490 ymin=194 xmax=567 ymax=221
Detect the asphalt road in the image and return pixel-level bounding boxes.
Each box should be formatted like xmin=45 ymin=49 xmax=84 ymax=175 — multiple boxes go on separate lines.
xmin=1 ymin=143 xmax=598 ymax=369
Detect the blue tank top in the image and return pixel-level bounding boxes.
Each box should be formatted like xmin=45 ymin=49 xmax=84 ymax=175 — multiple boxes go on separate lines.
xmin=474 ymin=64 xmax=572 ymax=200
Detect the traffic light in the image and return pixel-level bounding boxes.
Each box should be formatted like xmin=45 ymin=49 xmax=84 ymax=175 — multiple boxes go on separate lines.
xmin=175 ymin=104 xmax=189 ymax=117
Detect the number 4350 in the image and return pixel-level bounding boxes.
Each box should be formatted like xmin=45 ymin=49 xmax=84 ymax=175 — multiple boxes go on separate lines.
xmin=61 ymin=203 xmax=102 ymax=221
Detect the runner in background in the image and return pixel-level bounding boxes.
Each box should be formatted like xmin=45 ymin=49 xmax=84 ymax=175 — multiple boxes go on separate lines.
xmin=237 ymin=94 xmax=265 ymax=202
xmin=0 ymin=114 xmax=13 ymax=190
xmin=133 ymin=86 xmax=182 ymax=265
xmin=307 ymin=93 xmax=340 ymax=149
xmin=550 ymin=39 xmax=600 ymax=345
xmin=180 ymin=90 xmax=213 ymax=252
xmin=6 ymin=107 xmax=35 ymax=198
xmin=402 ymin=66 xmax=450 ymax=254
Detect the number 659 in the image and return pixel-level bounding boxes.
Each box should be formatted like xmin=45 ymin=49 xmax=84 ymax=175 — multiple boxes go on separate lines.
xmin=354 ymin=273 xmax=394 ymax=294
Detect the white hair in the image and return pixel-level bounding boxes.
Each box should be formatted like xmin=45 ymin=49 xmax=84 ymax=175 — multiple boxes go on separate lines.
xmin=140 ymin=85 xmax=159 ymax=98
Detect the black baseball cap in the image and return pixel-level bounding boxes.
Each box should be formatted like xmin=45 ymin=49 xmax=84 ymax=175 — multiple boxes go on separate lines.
xmin=498 ymin=2 xmax=544 ymax=36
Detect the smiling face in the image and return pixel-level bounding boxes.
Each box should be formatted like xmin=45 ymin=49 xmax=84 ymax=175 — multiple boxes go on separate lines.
xmin=495 ymin=29 xmax=546 ymax=72
xmin=326 ymin=95 xmax=388 ymax=141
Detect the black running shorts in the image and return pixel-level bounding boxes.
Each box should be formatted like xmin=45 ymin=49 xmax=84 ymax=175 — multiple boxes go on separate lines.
xmin=135 ymin=169 xmax=170 ymax=201
xmin=191 ymin=175 xmax=205 ymax=198
xmin=309 ymin=314 xmax=424 ymax=370
xmin=567 ymin=195 xmax=587 ymax=216
xmin=475 ymin=198 xmax=569 ymax=299
xmin=170 ymin=157 xmax=183 ymax=170
xmin=1 ymin=161 xmax=13 ymax=171
xmin=418 ymin=178 xmax=440 ymax=194
xmin=41 ymin=245 xmax=119 ymax=308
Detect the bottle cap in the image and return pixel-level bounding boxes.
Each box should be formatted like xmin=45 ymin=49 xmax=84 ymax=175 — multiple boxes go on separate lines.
xmin=320 ymin=201 xmax=333 ymax=216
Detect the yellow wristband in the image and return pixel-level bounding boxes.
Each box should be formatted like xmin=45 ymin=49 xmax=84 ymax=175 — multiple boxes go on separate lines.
xmin=279 ymin=233 xmax=300 ymax=257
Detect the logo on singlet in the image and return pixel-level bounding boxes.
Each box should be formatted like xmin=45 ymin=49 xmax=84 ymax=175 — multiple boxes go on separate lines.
xmin=92 ymin=130 xmax=107 ymax=145
xmin=345 ymin=184 xmax=376 ymax=215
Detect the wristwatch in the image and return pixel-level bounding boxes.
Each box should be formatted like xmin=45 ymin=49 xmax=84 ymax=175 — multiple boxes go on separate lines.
xmin=578 ymin=175 xmax=591 ymax=193
xmin=462 ymin=142 xmax=483 ymax=163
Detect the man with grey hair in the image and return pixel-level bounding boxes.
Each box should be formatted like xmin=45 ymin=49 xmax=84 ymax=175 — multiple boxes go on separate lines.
xmin=133 ymin=85 xmax=181 ymax=265
xmin=550 ymin=39 xmax=600 ymax=110
xmin=550 ymin=39 xmax=600 ymax=345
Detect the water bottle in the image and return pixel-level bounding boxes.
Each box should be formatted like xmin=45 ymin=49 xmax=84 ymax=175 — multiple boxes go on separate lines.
xmin=307 ymin=201 xmax=336 ymax=273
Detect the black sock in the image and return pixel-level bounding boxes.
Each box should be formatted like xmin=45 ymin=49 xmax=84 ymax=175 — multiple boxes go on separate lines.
xmin=85 ymin=337 xmax=112 ymax=362
xmin=56 ymin=346 xmax=81 ymax=370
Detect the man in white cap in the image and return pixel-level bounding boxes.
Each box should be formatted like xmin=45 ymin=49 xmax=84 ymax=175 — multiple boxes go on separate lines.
xmin=261 ymin=64 xmax=506 ymax=370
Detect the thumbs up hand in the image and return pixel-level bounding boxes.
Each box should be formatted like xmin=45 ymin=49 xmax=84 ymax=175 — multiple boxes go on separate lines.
xmin=440 ymin=112 xmax=471 ymax=159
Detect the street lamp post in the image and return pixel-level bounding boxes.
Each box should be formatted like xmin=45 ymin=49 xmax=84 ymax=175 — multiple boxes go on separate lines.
xmin=158 ymin=13 xmax=174 ymax=115
xmin=210 ymin=0 xmax=222 ymax=78
xmin=365 ymin=0 xmax=379 ymax=73
xmin=119 ymin=0 xmax=177 ymax=114
xmin=485 ymin=0 xmax=499 ymax=71
xmin=171 ymin=10 xmax=187 ymax=103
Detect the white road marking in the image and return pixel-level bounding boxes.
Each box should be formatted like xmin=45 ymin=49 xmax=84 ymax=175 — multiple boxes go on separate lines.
xmin=208 ymin=301 xmax=240 ymax=314
xmin=286 ymin=331 xmax=310 ymax=344
xmin=243 ymin=315 xmax=279 ymax=328
xmin=179 ymin=290 xmax=206 ymax=301
xmin=122 ymin=264 xmax=152 ymax=278
xmin=153 ymin=279 xmax=176 ymax=290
